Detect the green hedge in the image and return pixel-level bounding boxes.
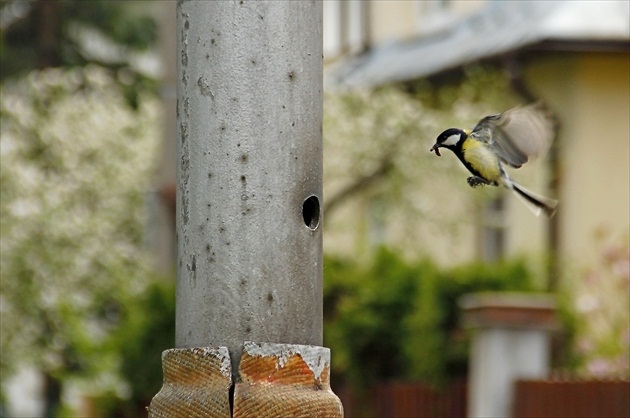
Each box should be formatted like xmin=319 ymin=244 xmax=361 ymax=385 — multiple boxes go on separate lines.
xmin=99 ymin=248 xmax=539 ymax=414
xmin=323 ymin=247 xmax=539 ymax=388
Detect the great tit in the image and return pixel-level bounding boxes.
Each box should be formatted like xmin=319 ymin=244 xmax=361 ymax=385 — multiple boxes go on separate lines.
xmin=430 ymin=103 xmax=558 ymax=217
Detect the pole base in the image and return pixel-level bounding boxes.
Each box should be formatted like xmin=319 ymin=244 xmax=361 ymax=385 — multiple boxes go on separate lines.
xmin=148 ymin=342 xmax=343 ymax=418
xmin=148 ymin=346 xmax=232 ymax=417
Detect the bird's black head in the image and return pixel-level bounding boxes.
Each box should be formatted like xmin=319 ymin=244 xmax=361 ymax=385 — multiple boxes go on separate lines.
xmin=430 ymin=128 xmax=467 ymax=156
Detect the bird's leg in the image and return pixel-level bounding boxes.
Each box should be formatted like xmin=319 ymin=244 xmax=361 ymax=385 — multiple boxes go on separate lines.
xmin=467 ymin=176 xmax=490 ymax=188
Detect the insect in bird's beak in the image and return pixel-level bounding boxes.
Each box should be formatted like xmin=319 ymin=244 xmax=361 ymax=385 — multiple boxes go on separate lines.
xmin=430 ymin=144 xmax=441 ymax=157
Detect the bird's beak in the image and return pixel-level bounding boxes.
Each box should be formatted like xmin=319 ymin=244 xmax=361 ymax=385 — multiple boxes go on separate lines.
xmin=430 ymin=143 xmax=441 ymax=157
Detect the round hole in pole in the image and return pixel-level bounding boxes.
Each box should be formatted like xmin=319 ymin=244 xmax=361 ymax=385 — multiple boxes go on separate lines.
xmin=302 ymin=195 xmax=320 ymax=230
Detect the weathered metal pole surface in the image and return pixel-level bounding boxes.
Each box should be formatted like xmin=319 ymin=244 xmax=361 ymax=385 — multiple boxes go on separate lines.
xmin=176 ymin=0 xmax=323 ymax=373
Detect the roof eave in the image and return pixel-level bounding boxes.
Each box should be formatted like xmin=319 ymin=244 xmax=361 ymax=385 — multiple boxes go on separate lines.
xmin=524 ymin=38 xmax=630 ymax=54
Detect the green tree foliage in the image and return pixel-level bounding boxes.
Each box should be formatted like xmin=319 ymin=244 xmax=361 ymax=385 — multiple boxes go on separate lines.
xmin=1 ymin=2 xmax=162 ymax=413
xmin=1 ymin=0 xmax=159 ymax=107
xmin=118 ymin=280 xmax=175 ymax=405
xmin=323 ymin=248 xmax=538 ymax=388
xmin=0 ymin=66 xmax=160 ymax=397
xmin=90 ymin=280 xmax=176 ymax=417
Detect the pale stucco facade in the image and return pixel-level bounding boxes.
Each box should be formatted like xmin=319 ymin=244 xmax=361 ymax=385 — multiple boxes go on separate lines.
xmin=323 ymin=1 xmax=630 ymax=283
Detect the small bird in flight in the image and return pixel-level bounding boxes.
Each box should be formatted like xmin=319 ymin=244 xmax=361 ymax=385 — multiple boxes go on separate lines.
xmin=430 ymin=103 xmax=558 ymax=217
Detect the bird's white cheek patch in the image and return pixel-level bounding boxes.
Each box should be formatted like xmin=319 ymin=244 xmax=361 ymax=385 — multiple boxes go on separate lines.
xmin=443 ymin=133 xmax=461 ymax=146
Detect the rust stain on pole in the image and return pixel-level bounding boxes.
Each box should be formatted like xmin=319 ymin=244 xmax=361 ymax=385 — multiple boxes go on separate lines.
xmin=234 ymin=342 xmax=343 ymax=418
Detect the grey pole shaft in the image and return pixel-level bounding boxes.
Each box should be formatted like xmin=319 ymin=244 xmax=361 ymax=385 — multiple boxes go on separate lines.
xmin=176 ymin=1 xmax=323 ymax=374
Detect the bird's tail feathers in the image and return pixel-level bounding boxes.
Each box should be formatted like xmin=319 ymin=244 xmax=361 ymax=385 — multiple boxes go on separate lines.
xmin=510 ymin=181 xmax=558 ymax=217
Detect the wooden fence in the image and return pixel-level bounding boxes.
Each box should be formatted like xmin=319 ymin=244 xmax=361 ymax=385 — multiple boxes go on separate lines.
xmin=335 ymin=379 xmax=467 ymax=418
xmin=513 ymin=379 xmax=630 ymax=418
xmin=336 ymin=378 xmax=629 ymax=418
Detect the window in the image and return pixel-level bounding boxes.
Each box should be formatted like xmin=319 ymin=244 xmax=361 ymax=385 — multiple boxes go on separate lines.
xmin=324 ymin=0 xmax=370 ymax=61
xmin=478 ymin=194 xmax=507 ymax=262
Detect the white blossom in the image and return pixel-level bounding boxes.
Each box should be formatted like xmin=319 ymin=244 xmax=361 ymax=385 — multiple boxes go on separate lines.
xmin=0 ymin=66 xmax=160 ymax=383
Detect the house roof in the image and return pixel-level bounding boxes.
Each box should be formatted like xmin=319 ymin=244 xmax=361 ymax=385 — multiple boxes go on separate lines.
xmin=327 ymin=0 xmax=630 ymax=88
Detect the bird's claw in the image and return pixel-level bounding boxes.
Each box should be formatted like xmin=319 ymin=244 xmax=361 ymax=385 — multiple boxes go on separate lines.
xmin=467 ymin=176 xmax=488 ymax=188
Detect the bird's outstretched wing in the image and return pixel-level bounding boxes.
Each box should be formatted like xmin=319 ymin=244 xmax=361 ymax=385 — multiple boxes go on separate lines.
xmin=470 ymin=103 xmax=555 ymax=168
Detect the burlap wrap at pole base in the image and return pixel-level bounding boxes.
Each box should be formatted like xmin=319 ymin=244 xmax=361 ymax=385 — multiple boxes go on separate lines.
xmin=234 ymin=342 xmax=343 ymax=418
xmin=148 ymin=342 xmax=343 ymax=418
xmin=148 ymin=346 xmax=232 ymax=418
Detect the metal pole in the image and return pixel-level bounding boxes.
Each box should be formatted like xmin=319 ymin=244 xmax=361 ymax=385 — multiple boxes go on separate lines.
xmin=176 ymin=0 xmax=323 ymax=375
xmin=150 ymin=3 xmax=342 ymax=414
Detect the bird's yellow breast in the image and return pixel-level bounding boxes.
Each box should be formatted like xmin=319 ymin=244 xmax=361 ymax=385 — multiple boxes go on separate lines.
xmin=461 ymin=139 xmax=501 ymax=182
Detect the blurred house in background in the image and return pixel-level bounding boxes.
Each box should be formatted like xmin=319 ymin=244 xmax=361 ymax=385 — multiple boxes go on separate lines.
xmin=153 ymin=0 xmax=629 ymax=280
xmin=319 ymin=2 xmax=629 ymax=416
xmin=322 ymin=0 xmax=629 ymax=285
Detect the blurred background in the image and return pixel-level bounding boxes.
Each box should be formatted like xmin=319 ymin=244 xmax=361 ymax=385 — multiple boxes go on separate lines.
xmin=1 ymin=1 xmax=628 ymax=417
